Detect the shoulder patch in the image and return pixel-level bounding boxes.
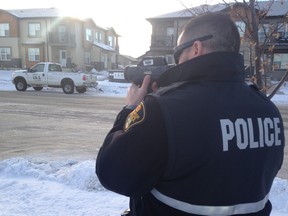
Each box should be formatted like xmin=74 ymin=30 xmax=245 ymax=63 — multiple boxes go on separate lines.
xmin=124 ymin=102 xmax=146 ymax=131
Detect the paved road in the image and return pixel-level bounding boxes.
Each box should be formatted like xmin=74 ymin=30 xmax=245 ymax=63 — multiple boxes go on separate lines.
xmin=0 ymin=91 xmax=287 ymax=179
xmin=0 ymin=91 xmax=125 ymax=161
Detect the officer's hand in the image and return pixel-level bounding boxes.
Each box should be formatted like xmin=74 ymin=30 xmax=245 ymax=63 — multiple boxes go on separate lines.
xmin=151 ymin=81 xmax=158 ymax=92
xmin=126 ymin=75 xmax=151 ymax=106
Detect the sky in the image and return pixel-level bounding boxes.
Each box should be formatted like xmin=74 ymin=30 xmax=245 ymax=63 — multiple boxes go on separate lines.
xmin=0 ymin=70 xmax=288 ymax=215
xmin=0 ymin=0 xmax=222 ymax=58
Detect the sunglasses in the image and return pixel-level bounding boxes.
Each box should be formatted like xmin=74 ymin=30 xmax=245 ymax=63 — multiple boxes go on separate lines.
xmin=173 ymin=34 xmax=213 ymax=64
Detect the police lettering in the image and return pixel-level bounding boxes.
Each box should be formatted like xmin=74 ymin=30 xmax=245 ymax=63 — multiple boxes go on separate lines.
xmin=220 ymin=118 xmax=281 ymax=151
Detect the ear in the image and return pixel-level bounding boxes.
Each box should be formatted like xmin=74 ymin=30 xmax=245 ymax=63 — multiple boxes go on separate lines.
xmin=191 ymin=41 xmax=204 ymax=57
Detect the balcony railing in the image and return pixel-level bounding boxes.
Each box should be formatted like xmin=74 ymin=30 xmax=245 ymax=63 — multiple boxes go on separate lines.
xmin=49 ymin=32 xmax=76 ymax=47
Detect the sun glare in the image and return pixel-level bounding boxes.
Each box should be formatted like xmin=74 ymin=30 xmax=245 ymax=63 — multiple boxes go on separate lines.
xmin=58 ymin=6 xmax=87 ymax=20
xmin=0 ymin=0 xmax=200 ymax=56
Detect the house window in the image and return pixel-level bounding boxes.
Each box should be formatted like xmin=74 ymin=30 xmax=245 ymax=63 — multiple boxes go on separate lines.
xmin=99 ymin=32 xmax=102 ymax=42
xmin=277 ymin=22 xmax=288 ymax=38
xmin=0 ymin=23 xmax=9 ymax=36
xmin=58 ymin=25 xmax=66 ymax=42
xmin=84 ymin=51 xmax=91 ymax=64
xmin=166 ymin=27 xmax=174 ymax=36
xmin=166 ymin=27 xmax=174 ymax=46
xmin=166 ymin=54 xmax=174 ymax=64
xmin=95 ymin=32 xmax=98 ymax=42
xmin=258 ymin=23 xmax=270 ymax=43
xmin=273 ymin=53 xmax=288 ymax=70
xmin=86 ymin=28 xmax=92 ymax=41
xmin=235 ymin=21 xmax=246 ymax=38
xmin=108 ymin=36 xmax=113 ymax=46
xmin=29 ymin=23 xmax=41 ymax=37
xmin=28 ymin=48 xmax=40 ymax=61
xmin=0 ymin=47 xmax=11 ymax=60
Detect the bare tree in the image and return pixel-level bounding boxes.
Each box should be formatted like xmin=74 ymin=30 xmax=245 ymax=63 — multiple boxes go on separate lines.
xmin=179 ymin=0 xmax=288 ymax=97
xmin=225 ymin=0 xmax=288 ymax=97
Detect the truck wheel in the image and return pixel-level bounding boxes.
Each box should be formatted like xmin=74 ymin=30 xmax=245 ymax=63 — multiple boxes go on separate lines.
xmin=76 ymin=87 xmax=86 ymax=93
xmin=62 ymin=81 xmax=74 ymax=94
xmin=15 ymin=78 xmax=27 ymax=91
xmin=33 ymin=87 xmax=43 ymax=91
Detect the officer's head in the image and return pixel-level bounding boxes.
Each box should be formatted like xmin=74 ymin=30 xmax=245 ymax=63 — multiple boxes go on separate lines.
xmin=174 ymin=12 xmax=240 ymax=64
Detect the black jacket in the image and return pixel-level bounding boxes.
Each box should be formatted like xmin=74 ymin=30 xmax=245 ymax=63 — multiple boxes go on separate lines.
xmin=96 ymin=52 xmax=285 ymax=216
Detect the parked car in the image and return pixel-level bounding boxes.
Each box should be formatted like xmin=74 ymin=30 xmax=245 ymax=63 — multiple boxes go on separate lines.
xmin=12 ymin=62 xmax=97 ymax=94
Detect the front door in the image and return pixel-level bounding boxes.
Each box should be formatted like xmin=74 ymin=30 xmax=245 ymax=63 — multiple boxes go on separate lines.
xmin=59 ymin=50 xmax=67 ymax=67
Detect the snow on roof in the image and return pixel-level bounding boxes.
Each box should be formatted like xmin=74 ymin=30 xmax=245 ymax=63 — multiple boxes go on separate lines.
xmin=148 ymin=4 xmax=227 ymax=19
xmin=146 ymin=1 xmax=288 ymax=20
xmin=257 ymin=0 xmax=288 ymax=16
xmin=93 ymin=42 xmax=115 ymax=51
xmin=5 ymin=8 xmax=118 ymax=35
xmin=7 ymin=8 xmax=62 ymax=18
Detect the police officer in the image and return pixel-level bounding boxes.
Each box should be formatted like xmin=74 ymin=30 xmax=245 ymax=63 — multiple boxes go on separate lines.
xmin=96 ymin=12 xmax=285 ymax=216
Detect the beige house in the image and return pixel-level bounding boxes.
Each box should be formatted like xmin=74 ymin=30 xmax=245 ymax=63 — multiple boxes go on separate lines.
xmin=0 ymin=8 xmax=120 ymax=70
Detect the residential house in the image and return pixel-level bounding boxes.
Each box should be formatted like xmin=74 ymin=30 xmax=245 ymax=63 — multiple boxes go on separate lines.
xmin=0 ymin=8 xmax=120 ymax=70
xmin=145 ymin=1 xmax=288 ymax=80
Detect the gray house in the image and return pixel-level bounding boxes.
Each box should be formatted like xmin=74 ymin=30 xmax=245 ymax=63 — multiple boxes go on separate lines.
xmin=144 ymin=1 xmax=288 ymax=80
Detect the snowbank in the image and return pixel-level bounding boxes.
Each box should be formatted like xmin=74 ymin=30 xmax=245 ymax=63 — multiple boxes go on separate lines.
xmin=0 ymin=157 xmax=287 ymax=216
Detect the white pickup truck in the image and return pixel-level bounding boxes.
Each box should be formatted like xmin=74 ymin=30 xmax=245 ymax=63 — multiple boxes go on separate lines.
xmin=12 ymin=62 xmax=97 ymax=94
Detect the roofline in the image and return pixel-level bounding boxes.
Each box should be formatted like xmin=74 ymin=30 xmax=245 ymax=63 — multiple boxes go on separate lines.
xmin=146 ymin=1 xmax=288 ymax=21
xmin=0 ymin=8 xmax=120 ymax=35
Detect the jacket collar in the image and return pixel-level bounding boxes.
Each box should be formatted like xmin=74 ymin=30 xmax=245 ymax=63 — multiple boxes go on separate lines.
xmin=157 ymin=52 xmax=245 ymax=87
